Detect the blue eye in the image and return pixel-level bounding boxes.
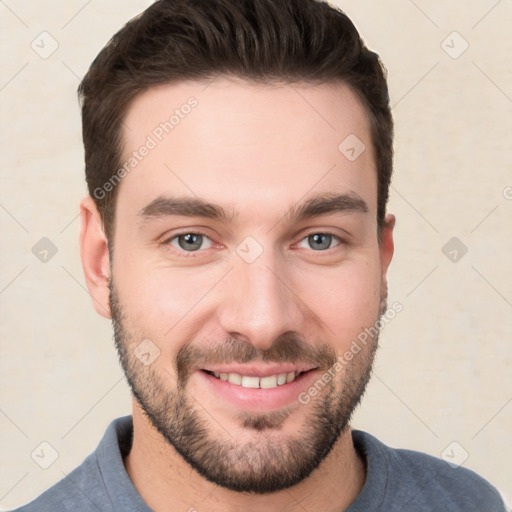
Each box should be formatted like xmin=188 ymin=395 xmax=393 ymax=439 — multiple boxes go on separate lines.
xmin=169 ymin=233 xmax=213 ymax=252
xmin=298 ymin=233 xmax=340 ymax=251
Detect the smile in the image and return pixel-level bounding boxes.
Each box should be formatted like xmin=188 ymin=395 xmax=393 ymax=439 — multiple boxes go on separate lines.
xmin=203 ymin=370 xmax=308 ymax=389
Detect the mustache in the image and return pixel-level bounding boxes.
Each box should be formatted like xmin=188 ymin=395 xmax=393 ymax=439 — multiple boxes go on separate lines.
xmin=176 ymin=332 xmax=338 ymax=385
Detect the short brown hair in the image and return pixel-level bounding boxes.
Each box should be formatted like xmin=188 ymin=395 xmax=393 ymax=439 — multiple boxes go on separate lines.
xmin=78 ymin=0 xmax=393 ymax=242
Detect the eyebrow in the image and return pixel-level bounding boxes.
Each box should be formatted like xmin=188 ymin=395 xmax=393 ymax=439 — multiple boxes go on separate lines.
xmin=138 ymin=196 xmax=235 ymax=223
xmin=137 ymin=192 xmax=369 ymax=225
xmin=289 ymin=192 xmax=369 ymax=222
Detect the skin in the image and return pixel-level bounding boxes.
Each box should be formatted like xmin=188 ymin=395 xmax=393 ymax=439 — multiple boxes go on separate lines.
xmin=80 ymin=78 xmax=395 ymax=512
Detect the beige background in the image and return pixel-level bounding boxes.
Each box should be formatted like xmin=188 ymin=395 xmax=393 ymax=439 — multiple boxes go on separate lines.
xmin=1 ymin=0 xmax=511 ymax=509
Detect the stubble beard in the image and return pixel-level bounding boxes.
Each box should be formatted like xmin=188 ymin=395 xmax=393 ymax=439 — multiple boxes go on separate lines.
xmin=109 ymin=280 xmax=386 ymax=494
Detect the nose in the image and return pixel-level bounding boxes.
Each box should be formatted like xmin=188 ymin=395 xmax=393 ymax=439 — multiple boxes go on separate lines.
xmin=216 ymin=250 xmax=305 ymax=351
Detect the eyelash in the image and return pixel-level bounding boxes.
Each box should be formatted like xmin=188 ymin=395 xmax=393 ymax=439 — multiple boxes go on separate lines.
xmin=162 ymin=230 xmax=346 ymax=257
xmin=162 ymin=230 xmax=213 ymax=257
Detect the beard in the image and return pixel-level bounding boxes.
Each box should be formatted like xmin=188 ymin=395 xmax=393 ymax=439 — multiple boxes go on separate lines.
xmin=109 ymin=279 xmax=386 ymax=494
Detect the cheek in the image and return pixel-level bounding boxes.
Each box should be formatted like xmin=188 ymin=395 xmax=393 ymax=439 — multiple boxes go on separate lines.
xmin=291 ymin=258 xmax=382 ymax=347
xmin=112 ymin=250 xmax=223 ymax=341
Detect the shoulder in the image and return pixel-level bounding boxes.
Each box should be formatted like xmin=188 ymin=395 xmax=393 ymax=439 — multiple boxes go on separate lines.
xmin=11 ymin=416 xmax=135 ymax=512
xmin=351 ymin=430 xmax=506 ymax=511
xmin=10 ymin=452 xmax=107 ymax=512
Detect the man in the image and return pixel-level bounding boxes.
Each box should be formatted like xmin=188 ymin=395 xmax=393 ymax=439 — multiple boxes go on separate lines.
xmin=14 ymin=0 xmax=506 ymax=510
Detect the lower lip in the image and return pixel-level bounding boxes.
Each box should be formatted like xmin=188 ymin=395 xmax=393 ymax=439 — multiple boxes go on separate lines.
xmin=196 ymin=369 xmax=320 ymax=412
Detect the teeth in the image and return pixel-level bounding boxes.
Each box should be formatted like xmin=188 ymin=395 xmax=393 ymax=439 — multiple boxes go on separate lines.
xmin=227 ymin=373 xmax=242 ymax=385
xmin=241 ymin=375 xmax=260 ymax=388
xmin=260 ymin=375 xmax=278 ymax=389
xmin=209 ymin=370 xmax=302 ymax=389
xmin=277 ymin=373 xmax=287 ymax=385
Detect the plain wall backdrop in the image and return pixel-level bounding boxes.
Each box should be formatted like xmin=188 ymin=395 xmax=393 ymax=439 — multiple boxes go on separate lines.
xmin=1 ymin=0 xmax=511 ymax=509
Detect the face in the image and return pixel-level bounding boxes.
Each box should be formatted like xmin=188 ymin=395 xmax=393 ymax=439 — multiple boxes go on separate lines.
xmin=98 ymin=78 xmax=393 ymax=493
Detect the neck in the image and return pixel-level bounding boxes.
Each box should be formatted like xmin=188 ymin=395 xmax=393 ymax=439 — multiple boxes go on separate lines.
xmin=124 ymin=403 xmax=366 ymax=512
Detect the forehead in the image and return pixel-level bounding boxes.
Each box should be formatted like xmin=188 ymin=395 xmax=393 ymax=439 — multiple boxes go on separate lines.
xmin=117 ymin=78 xmax=377 ymax=223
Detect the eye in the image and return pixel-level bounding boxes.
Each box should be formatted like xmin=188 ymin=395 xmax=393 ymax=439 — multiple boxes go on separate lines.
xmin=297 ymin=233 xmax=341 ymax=251
xmin=169 ymin=233 xmax=213 ymax=252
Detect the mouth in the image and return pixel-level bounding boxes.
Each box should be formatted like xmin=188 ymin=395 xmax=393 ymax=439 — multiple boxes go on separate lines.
xmin=196 ymin=365 xmax=321 ymax=411
xmin=201 ymin=369 xmax=313 ymax=390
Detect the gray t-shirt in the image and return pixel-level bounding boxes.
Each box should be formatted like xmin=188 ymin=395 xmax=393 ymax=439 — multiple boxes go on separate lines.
xmin=12 ymin=415 xmax=506 ymax=511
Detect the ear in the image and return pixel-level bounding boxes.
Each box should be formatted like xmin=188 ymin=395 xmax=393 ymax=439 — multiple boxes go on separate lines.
xmin=379 ymin=213 xmax=395 ymax=286
xmin=79 ymin=196 xmax=112 ymax=319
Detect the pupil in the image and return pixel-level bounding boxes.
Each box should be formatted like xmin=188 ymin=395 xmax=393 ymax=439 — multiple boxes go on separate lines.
xmin=310 ymin=233 xmax=331 ymax=250
xmin=179 ymin=233 xmax=202 ymax=251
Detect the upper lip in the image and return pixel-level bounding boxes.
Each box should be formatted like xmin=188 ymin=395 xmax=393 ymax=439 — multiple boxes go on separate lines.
xmin=199 ymin=364 xmax=318 ymax=378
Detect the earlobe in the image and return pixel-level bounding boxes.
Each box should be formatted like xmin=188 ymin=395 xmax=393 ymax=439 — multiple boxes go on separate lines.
xmin=79 ymin=196 xmax=112 ymax=319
